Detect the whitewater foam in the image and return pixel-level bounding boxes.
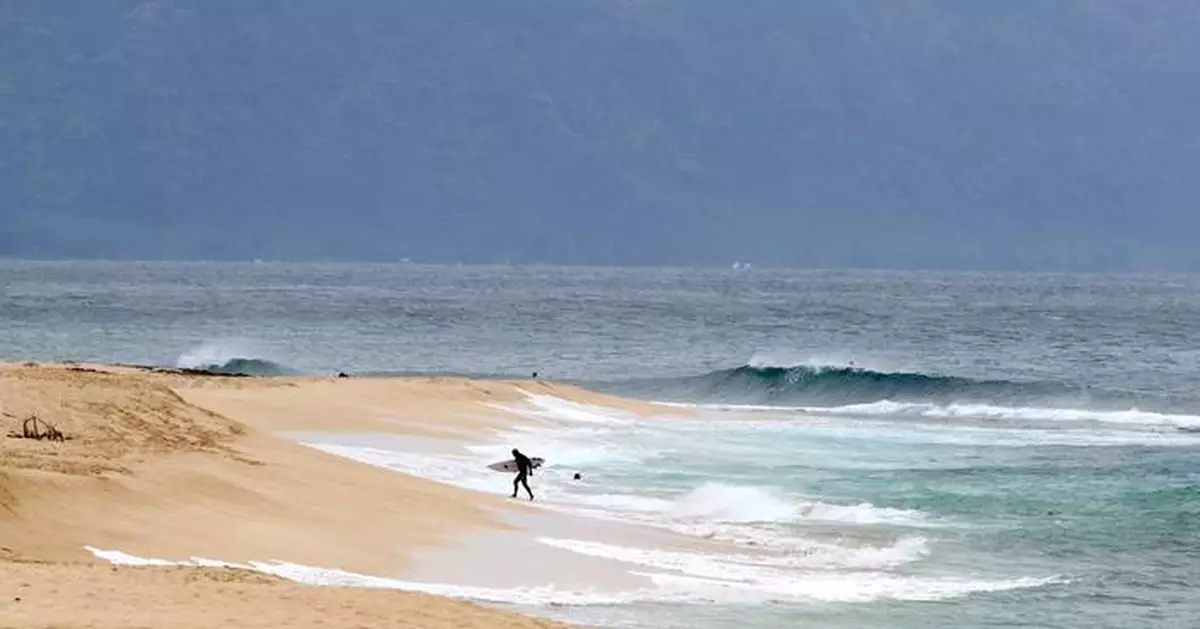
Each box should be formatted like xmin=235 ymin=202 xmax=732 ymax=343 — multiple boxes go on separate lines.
xmin=661 ymin=399 xmax=1200 ymax=428
xmin=548 ymin=481 xmax=935 ymax=530
xmin=654 ymin=403 xmax=1200 ymax=447
xmin=173 ymin=387 xmax=1081 ymax=616
xmin=744 ymin=352 xmax=911 ymax=375
xmin=85 ymin=545 xmax=1058 ymax=606
xmin=174 ymin=339 xmax=296 ymax=375
xmin=539 ymin=535 xmax=929 ymax=573
xmin=84 ymin=546 xmax=663 ymax=606
xmin=636 ymin=571 xmax=1065 ymax=604
xmin=669 ymin=484 xmax=797 ymax=523
xmin=176 ymin=339 xmax=265 ymax=369
xmin=809 ymin=400 xmax=1200 ymax=429
xmin=533 ymin=535 xmax=1057 ymax=605
xmin=801 ymin=500 xmax=932 ymax=526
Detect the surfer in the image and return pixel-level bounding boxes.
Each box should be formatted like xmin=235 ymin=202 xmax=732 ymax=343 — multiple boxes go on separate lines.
xmin=511 ymin=448 xmax=535 ymax=500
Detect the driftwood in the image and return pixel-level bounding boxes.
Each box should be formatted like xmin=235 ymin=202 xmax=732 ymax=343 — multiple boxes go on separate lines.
xmin=6 ymin=414 xmax=68 ymax=442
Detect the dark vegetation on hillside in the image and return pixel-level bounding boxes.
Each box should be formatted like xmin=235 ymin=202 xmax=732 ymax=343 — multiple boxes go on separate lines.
xmin=3 ymin=2 xmax=1198 ymax=269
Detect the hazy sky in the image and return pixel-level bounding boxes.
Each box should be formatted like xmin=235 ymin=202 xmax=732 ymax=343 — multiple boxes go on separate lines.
xmin=3 ymin=2 xmax=1199 ymax=270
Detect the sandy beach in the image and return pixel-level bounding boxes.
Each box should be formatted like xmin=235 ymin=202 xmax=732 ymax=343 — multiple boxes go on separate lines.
xmin=0 ymin=560 xmax=570 ymax=629
xmin=0 ymin=361 xmax=660 ymax=629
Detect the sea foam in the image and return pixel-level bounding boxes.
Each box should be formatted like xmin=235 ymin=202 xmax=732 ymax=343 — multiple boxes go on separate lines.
xmin=808 ymin=400 xmax=1200 ymax=429
xmin=668 ymin=483 xmax=798 ymax=523
xmin=85 ymin=545 xmax=1058 ymax=606
xmin=536 ymin=538 xmax=1057 ymax=604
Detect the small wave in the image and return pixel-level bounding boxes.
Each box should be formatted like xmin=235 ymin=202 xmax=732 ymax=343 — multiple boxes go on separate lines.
xmin=182 ymin=357 xmax=295 ymax=376
xmin=537 ymin=536 xmax=1059 ymax=604
xmin=670 ymin=484 xmax=797 ymax=523
xmin=802 ymin=500 xmax=931 ymax=527
xmin=671 ymin=483 xmax=932 ymax=527
xmin=515 ymin=538 xmax=1056 ymax=604
xmin=176 ymin=341 xmax=297 ymax=376
xmin=802 ymin=401 xmax=1200 ymax=429
xmin=577 ymin=483 xmax=934 ymax=529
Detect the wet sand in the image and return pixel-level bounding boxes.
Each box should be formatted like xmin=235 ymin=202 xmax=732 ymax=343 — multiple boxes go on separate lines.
xmin=0 ymin=361 xmax=665 ymax=628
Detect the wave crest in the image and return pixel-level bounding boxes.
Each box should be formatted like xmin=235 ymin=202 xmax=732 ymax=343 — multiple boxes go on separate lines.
xmin=670 ymin=484 xmax=797 ymax=523
xmin=708 ymin=364 xmax=1058 ymax=404
xmin=186 ymin=357 xmax=295 ymax=376
xmin=176 ymin=341 xmax=296 ymax=376
xmin=602 ymin=362 xmax=1169 ymax=411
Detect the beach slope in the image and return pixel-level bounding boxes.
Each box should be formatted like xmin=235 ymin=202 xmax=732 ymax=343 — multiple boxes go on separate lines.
xmin=0 ymin=362 xmax=591 ymax=629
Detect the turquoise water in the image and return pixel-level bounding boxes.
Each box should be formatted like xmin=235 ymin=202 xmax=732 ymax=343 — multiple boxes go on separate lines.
xmin=448 ymin=399 xmax=1196 ymax=629
xmin=3 ymin=261 xmax=1199 ymax=627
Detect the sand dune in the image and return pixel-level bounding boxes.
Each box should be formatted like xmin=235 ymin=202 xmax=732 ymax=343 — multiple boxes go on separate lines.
xmin=0 ymin=361 xmax=655 ymax=628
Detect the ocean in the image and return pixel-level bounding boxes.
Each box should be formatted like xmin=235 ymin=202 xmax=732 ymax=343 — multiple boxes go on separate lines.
xmin=4 ymin=260 xmax=1199 ymax=628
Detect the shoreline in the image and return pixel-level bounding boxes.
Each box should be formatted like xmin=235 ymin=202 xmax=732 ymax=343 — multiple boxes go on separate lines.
xmin=0 ymin=360 xmax=684 ymax=628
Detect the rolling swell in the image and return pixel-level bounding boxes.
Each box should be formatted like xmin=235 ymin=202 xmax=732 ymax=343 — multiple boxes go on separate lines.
xmin=709 ymin=365 xmax=1052 ymax=404
xmin=601 ymin=364 xmax=1152 ymax=410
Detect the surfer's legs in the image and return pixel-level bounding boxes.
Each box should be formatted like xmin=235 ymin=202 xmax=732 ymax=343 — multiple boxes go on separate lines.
xmin=513 ymin=472 xmax=533 ymax=500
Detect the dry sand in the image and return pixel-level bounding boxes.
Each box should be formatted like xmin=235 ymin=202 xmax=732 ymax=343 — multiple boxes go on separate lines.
xmin=0 ymin=560 xmax=570 ymax=629
xmin=0 ymin=361 xmax=667 ymax=628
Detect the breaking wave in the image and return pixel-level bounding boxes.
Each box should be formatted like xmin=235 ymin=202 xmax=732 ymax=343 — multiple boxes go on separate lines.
xmin=599 ymin=363 xmax=1176 ymax=411
xmin=175 ymin=341 xmax=298 ymax=376
xmin=183 ymin=357 xmax=296 ymax=376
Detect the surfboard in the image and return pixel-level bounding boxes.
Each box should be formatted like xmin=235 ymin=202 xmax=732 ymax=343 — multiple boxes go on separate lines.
xmin=487 ymin=457 xmax=544 ymax=473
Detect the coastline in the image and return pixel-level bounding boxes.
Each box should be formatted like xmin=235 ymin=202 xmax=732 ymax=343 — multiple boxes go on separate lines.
xmin=0 ymin=360 xmax=680 ymax=628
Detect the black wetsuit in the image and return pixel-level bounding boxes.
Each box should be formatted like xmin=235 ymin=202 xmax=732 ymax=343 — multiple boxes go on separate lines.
xmin=512 ymin=451 xmax=534 ymax=500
